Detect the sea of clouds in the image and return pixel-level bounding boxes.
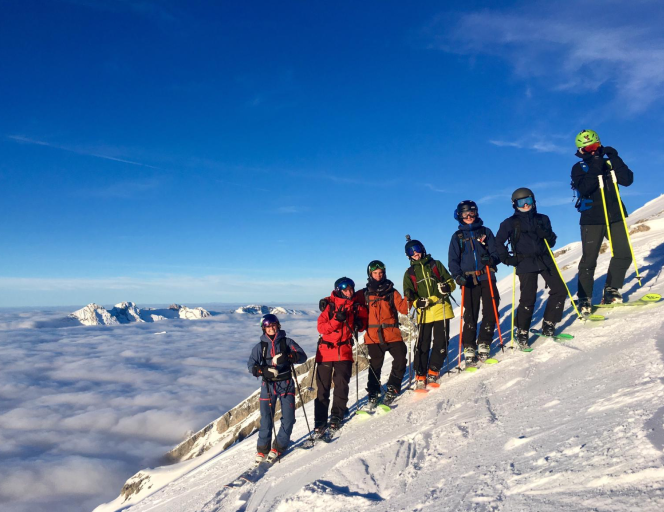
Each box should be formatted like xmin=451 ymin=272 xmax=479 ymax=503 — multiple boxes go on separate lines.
xmin=0 ymin=305 xmax=319 ymax=512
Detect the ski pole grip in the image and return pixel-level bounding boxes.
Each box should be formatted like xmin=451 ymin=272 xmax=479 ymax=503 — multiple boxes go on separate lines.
xmin=598 ymin=175 xmax=604 ymax=189
xmin=610 ymin=169 xmax=617 ymax=183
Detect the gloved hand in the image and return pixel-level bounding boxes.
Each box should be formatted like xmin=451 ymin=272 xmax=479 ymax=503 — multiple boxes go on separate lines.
xmin=480 ymin=253 xmax=491 ymax=265
xmin=252 ymin=365 xmax=263 ymax=377
xmin=415 ymin=297 xmax=429 ymax=309
xmin=334 ymin=310 xmax=347 ymax=322
xmin=353 ymin=317 xmax=364 ymax=331
xmin=287 ymin=352 xmax=298 ymax=363
xmin=504 ymin=255 xmax=519 ymax=266
xmin=263 ymin=366 xmax=279 ymax=379
xmin=455 ymin=275 xmax=469 ymax=287
xmin=319 ymin=298 xmax=329 ymax=312
xmin=437 ymin=282 xmax=451 ymax=295
xmin=272 ymin=353 xmax=284 ymax=365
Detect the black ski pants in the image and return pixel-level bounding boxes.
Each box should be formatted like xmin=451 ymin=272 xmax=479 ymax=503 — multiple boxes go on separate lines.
xmin=314 ymin=360 xmax=352 ymax=428
xmin=414 ymin=319 xmax=450 ymax=376
xmin=516 ymin=270 xmax=567 ymax=330
xmin=461 ymin=280 xmax=499 ymax=351
xmin=366 ymin=341 xmax=407 ymax=394
xmin=577 ymin=222 xmax=632 ymax=300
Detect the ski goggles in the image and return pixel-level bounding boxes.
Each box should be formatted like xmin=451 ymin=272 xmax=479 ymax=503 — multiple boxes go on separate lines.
xmin=582 ymin=142 xmax=600 ymax=152
xmin=335 ymin=278 xmax=355 ymax=291
xmin=515 ymin=196 xmax=534 ymax=208
xmin=261 ymin=314 xmax=280 ymax=328
xmin=406 ymin=243 xmax=425 ymax=257
xmin=460 ymin=211 xmax=477 ymax=219
xmin=368 ymin=261 xmax=385 ymax=272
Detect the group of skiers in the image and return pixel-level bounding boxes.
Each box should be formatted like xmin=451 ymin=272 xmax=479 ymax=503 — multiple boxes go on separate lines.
xmin=247 ymin=129 xmax=635 ymax=464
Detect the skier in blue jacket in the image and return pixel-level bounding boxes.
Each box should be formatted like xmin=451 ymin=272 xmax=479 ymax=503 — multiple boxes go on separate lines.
xmin=247 ymin=314 xmax=307 ymax=464
xmin=448 ymin=200 xmax=501 ymax=364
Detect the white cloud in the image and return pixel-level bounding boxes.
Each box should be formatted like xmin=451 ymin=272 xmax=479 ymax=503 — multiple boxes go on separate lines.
xmin=430 ymin=4 xmax=664 ymax=113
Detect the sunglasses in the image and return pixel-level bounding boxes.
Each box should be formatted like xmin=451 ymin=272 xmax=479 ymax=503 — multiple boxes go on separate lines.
xmin=406 ymin=244 xmax=425 ymax=257
xmin=369 ymin=262 xmax=385 ymax=272
xmin=516 ymin=196 xmax=534 ymax=208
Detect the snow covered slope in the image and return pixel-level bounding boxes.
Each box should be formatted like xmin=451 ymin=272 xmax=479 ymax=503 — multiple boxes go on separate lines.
xmin=96 ymin=195 xmax=664 ymax=512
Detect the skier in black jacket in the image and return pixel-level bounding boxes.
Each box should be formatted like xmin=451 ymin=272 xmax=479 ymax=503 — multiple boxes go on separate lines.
xmin=571 ymin=130 xmax=634 ymax=313
xmin=495 ymin=188 xmax=567 ymax=347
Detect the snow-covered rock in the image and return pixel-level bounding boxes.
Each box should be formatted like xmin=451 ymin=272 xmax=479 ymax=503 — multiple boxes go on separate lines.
xmin=234 ymin=304 xmax=307 ymax=315
xmin=67 ymin=302 xmax=211 ymax=326
xmin=68 ymin=303 xmax=120 ymax=326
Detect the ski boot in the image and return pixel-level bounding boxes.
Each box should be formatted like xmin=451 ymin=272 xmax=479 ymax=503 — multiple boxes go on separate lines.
xmin=415 ymin=375 xmax=427 ymax=391
xmin=382 ymin=385 xmax=399 ymax=406
xmin=366 ymin=392 xmax=379 ymax=410
xmin=312 ymin=425 xmax=328 ymax=441
xmin=328 ymin=415 xmax=342 ymax=433
xmin=426 ymin=370 xmax=440 ymax=386
xmin=578 ymin=297 xmax=592 ymax=317
xmin=266 ymin=448 xmax=281 ymax=463
xmin=463 ymin=347 xmax=478 ymax=368
xmin=542 ymin=320 xmax=555 ymax=337
xmin=254 ymin=452 xmax=267 ymax=466
xmin=603 ymin=286 xmax=623 ymax=304
xmin=477 ymin=343 xmax=491 ymax=361
xmin=515 ymin=328 xmax=529 ymax=349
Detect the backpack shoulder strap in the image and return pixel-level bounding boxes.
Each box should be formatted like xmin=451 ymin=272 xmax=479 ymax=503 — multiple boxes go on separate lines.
xmin=456 ymin=231 xmax=465 ymax=251
xmin=406 ymin=266 xmax=418 ymax=292
xmin=261 ymin=341 xmax=268 ymax=364
xmin=388 ymin=291 xmax=400 ymax=327
xmin=430 ymin=260 xmax=441 ymax=282
xmin=280 ymin=337 xmax=289 ymax=355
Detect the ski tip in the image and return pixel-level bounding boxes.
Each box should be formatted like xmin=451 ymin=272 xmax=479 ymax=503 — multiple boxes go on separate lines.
xmin=464 ymin=366 xmax=479 ymax=372
xmin=484 ymin=358 xmax=499 ymax=364
xmin=642 ymin=293 xmax=661 ymax=302
xmin=427 ymin=382 xmax=441 ymax=388
xmin=356 ymin=409 xmax=372 ymax=417
xmin=377 ymin=404 xmax=391 ymax=412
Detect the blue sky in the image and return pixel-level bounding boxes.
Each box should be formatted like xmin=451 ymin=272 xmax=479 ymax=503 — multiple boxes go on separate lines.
xmin=1 ymin=0 xmax=663 ymax=307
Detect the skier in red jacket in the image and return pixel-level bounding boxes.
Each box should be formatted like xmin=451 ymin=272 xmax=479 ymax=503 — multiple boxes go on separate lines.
xmin=315 ymin=277 xmax=367 ymax=435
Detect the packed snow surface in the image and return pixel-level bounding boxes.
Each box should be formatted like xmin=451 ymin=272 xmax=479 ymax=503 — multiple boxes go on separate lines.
xmin=94 ymin=195 xmax=664 ymax=512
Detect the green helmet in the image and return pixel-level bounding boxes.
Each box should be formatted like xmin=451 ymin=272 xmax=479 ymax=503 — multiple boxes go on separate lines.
xmin=575 ymin=129 xmax=600 ymax=148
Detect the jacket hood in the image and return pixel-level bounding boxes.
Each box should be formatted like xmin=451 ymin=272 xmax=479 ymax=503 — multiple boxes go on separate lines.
xmin=457 ymin=217 xmax=485 ymax=231
xmin=328 ymin=291 xmax=354 ymax=309
xmin=409 ymin=254 xmax=434 ymax=267
xmin=366 ymin=277 xmax=394 ymax=295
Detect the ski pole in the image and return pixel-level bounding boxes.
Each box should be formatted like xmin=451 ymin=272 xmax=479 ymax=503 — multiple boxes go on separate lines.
xmin=485 ymin=266 xmax=504 ymax=352
xmin=305 ymin=337 xmax=321 ymax=392
xmin=598 ymin=175 xmax=614 ymax=257
xmin=290 ymin=363 xmax=315 ymax=446
xmin=544 ymin=239 xmax=584 ymax=320
xmin=610 ymin=169 xmax=642 ymax=286
xmin=457 ymin=285 xmax=465 ymax=370
xmin=511 ymin=267 xmax=516 ymax=350
xmin=343 ymin=320 xmax=360 ymax=412
xmin=407 ymin=308 xmax=413 ymax=389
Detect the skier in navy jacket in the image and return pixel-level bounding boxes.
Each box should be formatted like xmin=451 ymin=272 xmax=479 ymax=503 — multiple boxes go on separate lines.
xmin=247 ymin=314 xmax=307 ymax=464
xmin=495 ymin=188 xmax=567 ymax=347
xmin=448 ymin=200 xmax=501 ymax=363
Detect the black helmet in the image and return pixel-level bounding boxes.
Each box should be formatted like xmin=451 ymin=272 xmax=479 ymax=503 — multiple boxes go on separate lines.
xmin=454 ymin=200 xmax=478 ymax=221
xmin=334 ymin=276 xmax=355 ymax=294
xmin=511 ymin=188 xmax=536 ymax=210
xmin=367 ymin=260 xmax=386 ymax=277
xmin=405 ymin=239 xmax=426 ymax=258
xmin=260 ymin=313 xmax=280 ymax=331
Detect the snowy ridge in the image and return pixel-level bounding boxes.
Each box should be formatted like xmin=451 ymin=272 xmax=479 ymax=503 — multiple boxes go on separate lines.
xmin=68 ymin=302 xmax=211 ymax=326
xmin=96 ymin=195 xmax=664 ymax=512
xmin=233 ymin=304 xmax=312 ymax=315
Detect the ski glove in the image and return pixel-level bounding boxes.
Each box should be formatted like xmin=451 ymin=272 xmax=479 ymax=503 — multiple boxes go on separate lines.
xmin=272 ymin=353 xmax=285 ymax=366
xmin=262 ymin=366 xmax=279 ymax=379
xmin=415 ymin=298 xmax=429 ymax=309
xmin=455 ymin=275 xmax=469 ymax=287
xmin=353 ymin=317 xmax=364 ymax=331
xmin=437 ymin=282 xmax=452 ymax=295
xmin=480 ymin=254 xmax=491 ymax=265
xmin=504 ymin=255 xmax=519 ymax=267
xmin=334 ymin=310 xmax=347 ymax=322
xmin=319 ymin=298 xmax=329 ymax=312
xmin=286 ymin=352 xmax=299 ymax=363
xmin=252 ymin=365 xmax=262 ymax=377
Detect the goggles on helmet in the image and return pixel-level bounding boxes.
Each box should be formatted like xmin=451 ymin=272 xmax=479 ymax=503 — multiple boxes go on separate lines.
xmin=516 ymin=196 xmax=534 ymax=208
xmin=335 ymin=277 xmax=355 ymax=292
xmin=582 ymin=142 xmax=600 ymax=153
xmin=368 ymin=261 xmax=385 ymax=273
xmin=460 ymin=211 xmax=477 ymax=219
xmin=406 ymin=243 xmax=425 ymax=257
